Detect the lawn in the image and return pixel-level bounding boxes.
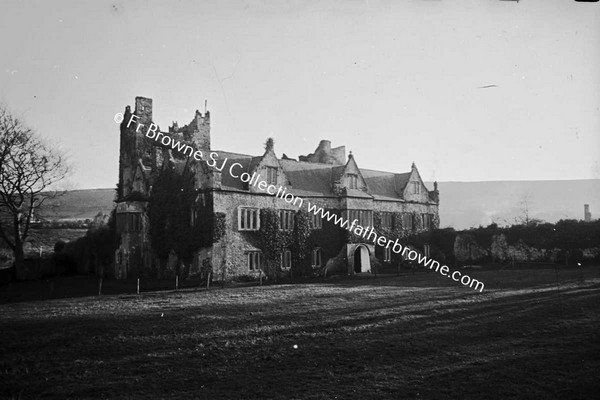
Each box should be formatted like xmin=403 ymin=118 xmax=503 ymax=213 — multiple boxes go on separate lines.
xmin=1 ymin=266 xmax=599 ymax=399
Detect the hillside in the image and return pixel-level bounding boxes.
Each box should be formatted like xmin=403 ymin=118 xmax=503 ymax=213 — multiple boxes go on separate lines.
xmin=36 ymin=180 xmax=600 ymax=230
xmin=37 ymin=189 xmax=116 ymax=221
xmin=431 ymin=179 xmax=600 ymax=229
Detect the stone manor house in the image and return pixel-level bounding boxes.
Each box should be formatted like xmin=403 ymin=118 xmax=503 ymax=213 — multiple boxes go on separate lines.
xmin=114 ymin=97 xmax=440 ymax=279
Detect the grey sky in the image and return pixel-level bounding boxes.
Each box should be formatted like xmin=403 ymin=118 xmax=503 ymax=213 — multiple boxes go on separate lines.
xmin=1 ymin=0 xmax=598 ymax=189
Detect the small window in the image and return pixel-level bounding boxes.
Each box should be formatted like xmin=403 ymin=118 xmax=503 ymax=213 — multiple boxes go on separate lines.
xmin=403 ymin=213 xmax=414 ymax=230
xmin=422 ymin=214 xmax=432 ymax=230
xmin=312 ymin=248 xmax=322 ymax=267
xmin=348 ymin=174 xmax=359 ymax=189
xmin=423 ymin=244 xmax=431 ymax=258
xmin=381 ymin=212 xmax=392 ymax=229
xmin=121 ymin=213 xmax=142 ymax=232
xmin=309 ymin=213 xmax=322 ymax=229
xmin=348 ymin=210 xmax=373 ymax=228
xmin=239 ymin=207 xmax=260 ymax=231
xmin=411 ymin=182 xmax=420 ymax=194
xmin=248 ymin=251 xmax=262 ymax=271
xmin=279 ymin=210 xmax=295 ymax=231
xmin=281 ymin=250 xmax=292 ymax=270
xmin=266 ymin=167 xmax=278 ymax=185
xmin=384 ymin=246 xmax=392 ymax=262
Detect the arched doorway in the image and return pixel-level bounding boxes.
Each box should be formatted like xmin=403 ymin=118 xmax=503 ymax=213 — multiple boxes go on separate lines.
xmin=353 ymin=245 xmax=371 ymax=273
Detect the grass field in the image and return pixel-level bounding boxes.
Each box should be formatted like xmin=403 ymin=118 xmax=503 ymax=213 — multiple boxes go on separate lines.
xmin=1 ymin=266 xmax=599 ymax=399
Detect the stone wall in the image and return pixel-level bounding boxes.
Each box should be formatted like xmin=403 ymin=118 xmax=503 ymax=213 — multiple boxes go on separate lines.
xmin=454 ymin=232 xmax=600 ymax=264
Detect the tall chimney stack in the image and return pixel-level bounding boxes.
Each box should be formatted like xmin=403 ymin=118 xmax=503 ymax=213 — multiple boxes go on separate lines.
xmin=584 ymin=204 xmax=591 ymax=222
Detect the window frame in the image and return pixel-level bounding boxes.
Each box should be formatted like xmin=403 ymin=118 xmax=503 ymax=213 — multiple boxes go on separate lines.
xmin=247 ymin=251 xmax=262 ymax=271
xmin=281 ymin=249 xmax=292 ymax=270
xmin=348 ymin=174 xmax=359 ymax=189
xmin=403 ymin=213 xmax=414 ymax=231
xmin=309 ymin=213 xmax=322 ymax=229
xmin=266 ymin=166 xmax=278 ymax=185
xmin=384 ymin=246 xmax=392 ymax=262
xmin=347 ymin=209 xmax=373 ymax=228
xmin=312 ymin=248 xmax=322 ymax=267
xmin=422 ymin=213 xmax=432 ymax=230
xmin=117 ymin=212 xmax=142 ymax=233
xmin=239 ymin=207 xmax=260 ymax=231
xmin=411 ymin=181 xmax=420 ymax=194
xmin=381 ymin=212 xmax=392 ymax=229
xmin=279 ymin=210 xmax=295 ymax=231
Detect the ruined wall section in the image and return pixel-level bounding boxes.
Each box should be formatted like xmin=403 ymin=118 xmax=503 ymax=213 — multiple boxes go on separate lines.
xmin=173 ymin=110 xmax=211 ymax=151
xmin=118 ymin=97 xmax=158 ymax=200
xmin=299 ymin=140 xmax=346 ymax=165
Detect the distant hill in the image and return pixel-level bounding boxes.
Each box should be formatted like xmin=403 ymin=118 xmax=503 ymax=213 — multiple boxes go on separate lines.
xmin=36 ymin=180 xmax=600 ymax=230
xmin=37 ymin=189 xmax=116 ymax=221
xmin=429 ymin=179 xmax=600 ymax=230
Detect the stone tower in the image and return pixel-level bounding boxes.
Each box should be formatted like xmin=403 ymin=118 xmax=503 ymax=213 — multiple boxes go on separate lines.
xmin=118 ymin=96 xmax=156 ymax=200
xmin=114 ymin=96 xmax=211 ymax=279
xmin=584 ymin=204 xmax=592 ymax=222
xmin=169 ymin=109 xmax=211 ymax=152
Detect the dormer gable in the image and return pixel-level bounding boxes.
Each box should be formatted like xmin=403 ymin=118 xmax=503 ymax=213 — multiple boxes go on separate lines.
xmin=332 ymin=152 xmax=371 ymax=197
xmin=403 ymin=162 xmax=431 ymax=202
xmin=247 ymin=138 xmax=290 ymax=193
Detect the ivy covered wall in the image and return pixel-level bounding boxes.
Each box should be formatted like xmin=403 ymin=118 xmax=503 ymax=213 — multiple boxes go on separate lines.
xmin=147 ymin=165 xmax=225 ymax=277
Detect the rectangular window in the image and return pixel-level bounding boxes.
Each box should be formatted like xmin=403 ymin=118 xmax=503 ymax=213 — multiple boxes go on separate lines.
xmin=309 ymin=213 xmax=322 ymax=229
xmin=348 ymin=174 xmax=359 ymax=189
xmin=134 ymin=214 xmax=142 ymax=231
xmin=239 ymin=207 xmax=260 ymax=231
xmin=348 ymin=210 xmax=373 ymax=228
xmin=279 ymin=210 xmax=295 ymax=231
xmin=266 ymin=167 xmax=278 ymax=185
xmin=248 ymin=251 xmax=262 ymax=271
xmin=384 ymin=246 xmax=392 ymax=262
xmin=312 ymin=248 xmax=322 ymax=267
xmin=423 ymin=244 xmax=431 ymax=258
xmin=422 ymin=213 xmax=431 ymax=230
xmin=281 ymin=250 xmax=292 ymax=270
xmin=381 ymin=212 xmax=392 ymax=229
xmin=119 ymin=213 xmax=142 ymax=232
xmin=411 ymin=181 xmax=420 ymax=194
xmin=403 ymin=213 xmax=413 ymax=230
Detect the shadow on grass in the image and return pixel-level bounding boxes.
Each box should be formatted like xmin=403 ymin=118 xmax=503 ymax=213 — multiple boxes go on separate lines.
xmin=1 ymin=272 xmax=599 ymax=398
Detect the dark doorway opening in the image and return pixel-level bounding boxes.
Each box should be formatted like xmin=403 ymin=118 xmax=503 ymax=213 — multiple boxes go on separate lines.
xmin=354 ymin=248 xmax=361 ymax=273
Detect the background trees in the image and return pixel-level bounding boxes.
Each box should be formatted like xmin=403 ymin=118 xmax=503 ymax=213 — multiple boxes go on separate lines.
xmin=0 ymin=105 xmax=69 ymax=273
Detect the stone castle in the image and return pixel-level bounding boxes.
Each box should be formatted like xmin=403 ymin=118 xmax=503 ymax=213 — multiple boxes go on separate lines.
xmin=114 ymin=96 xmax=440 ymax=279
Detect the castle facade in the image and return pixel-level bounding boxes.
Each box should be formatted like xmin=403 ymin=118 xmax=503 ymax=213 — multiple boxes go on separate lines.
xmin=114 ymin=97 xmax=439 ymax=280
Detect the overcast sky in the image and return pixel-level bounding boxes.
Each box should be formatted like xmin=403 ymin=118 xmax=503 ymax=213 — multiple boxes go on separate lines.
xmin=1 ymin=0 xmax=599 ymax=190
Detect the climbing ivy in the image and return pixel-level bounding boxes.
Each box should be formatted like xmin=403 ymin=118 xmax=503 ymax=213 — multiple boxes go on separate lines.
xmin=258 ymin=209 xmax=291 ymax=278
xmin=306 ymin=209 xmax=348 ymax=274
xmin=255 ymin=209 xmax=316 ymax=279
xmin=292 ymin=210 xmax=312 ymax=275
xmin=148 ymin=165 xmax=225 ymax=274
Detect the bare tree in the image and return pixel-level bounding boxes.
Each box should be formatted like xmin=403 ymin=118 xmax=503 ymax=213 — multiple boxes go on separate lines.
xmin=515 ymin=193 xmax=543 ymax=227
xmin=0 ymin=105 xmax=69 ymax=274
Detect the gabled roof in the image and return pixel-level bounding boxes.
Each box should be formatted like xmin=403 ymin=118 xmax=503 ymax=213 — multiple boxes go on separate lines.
xmin=279 ymin=159 xmax=337 ymax=196
xmin=211 ymin=149 xmax=424 ymax=201
xmin=216 ymin=151 xmax=254 ymax=191
xmin=360 ymin=169 xmax=412 ymax=200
